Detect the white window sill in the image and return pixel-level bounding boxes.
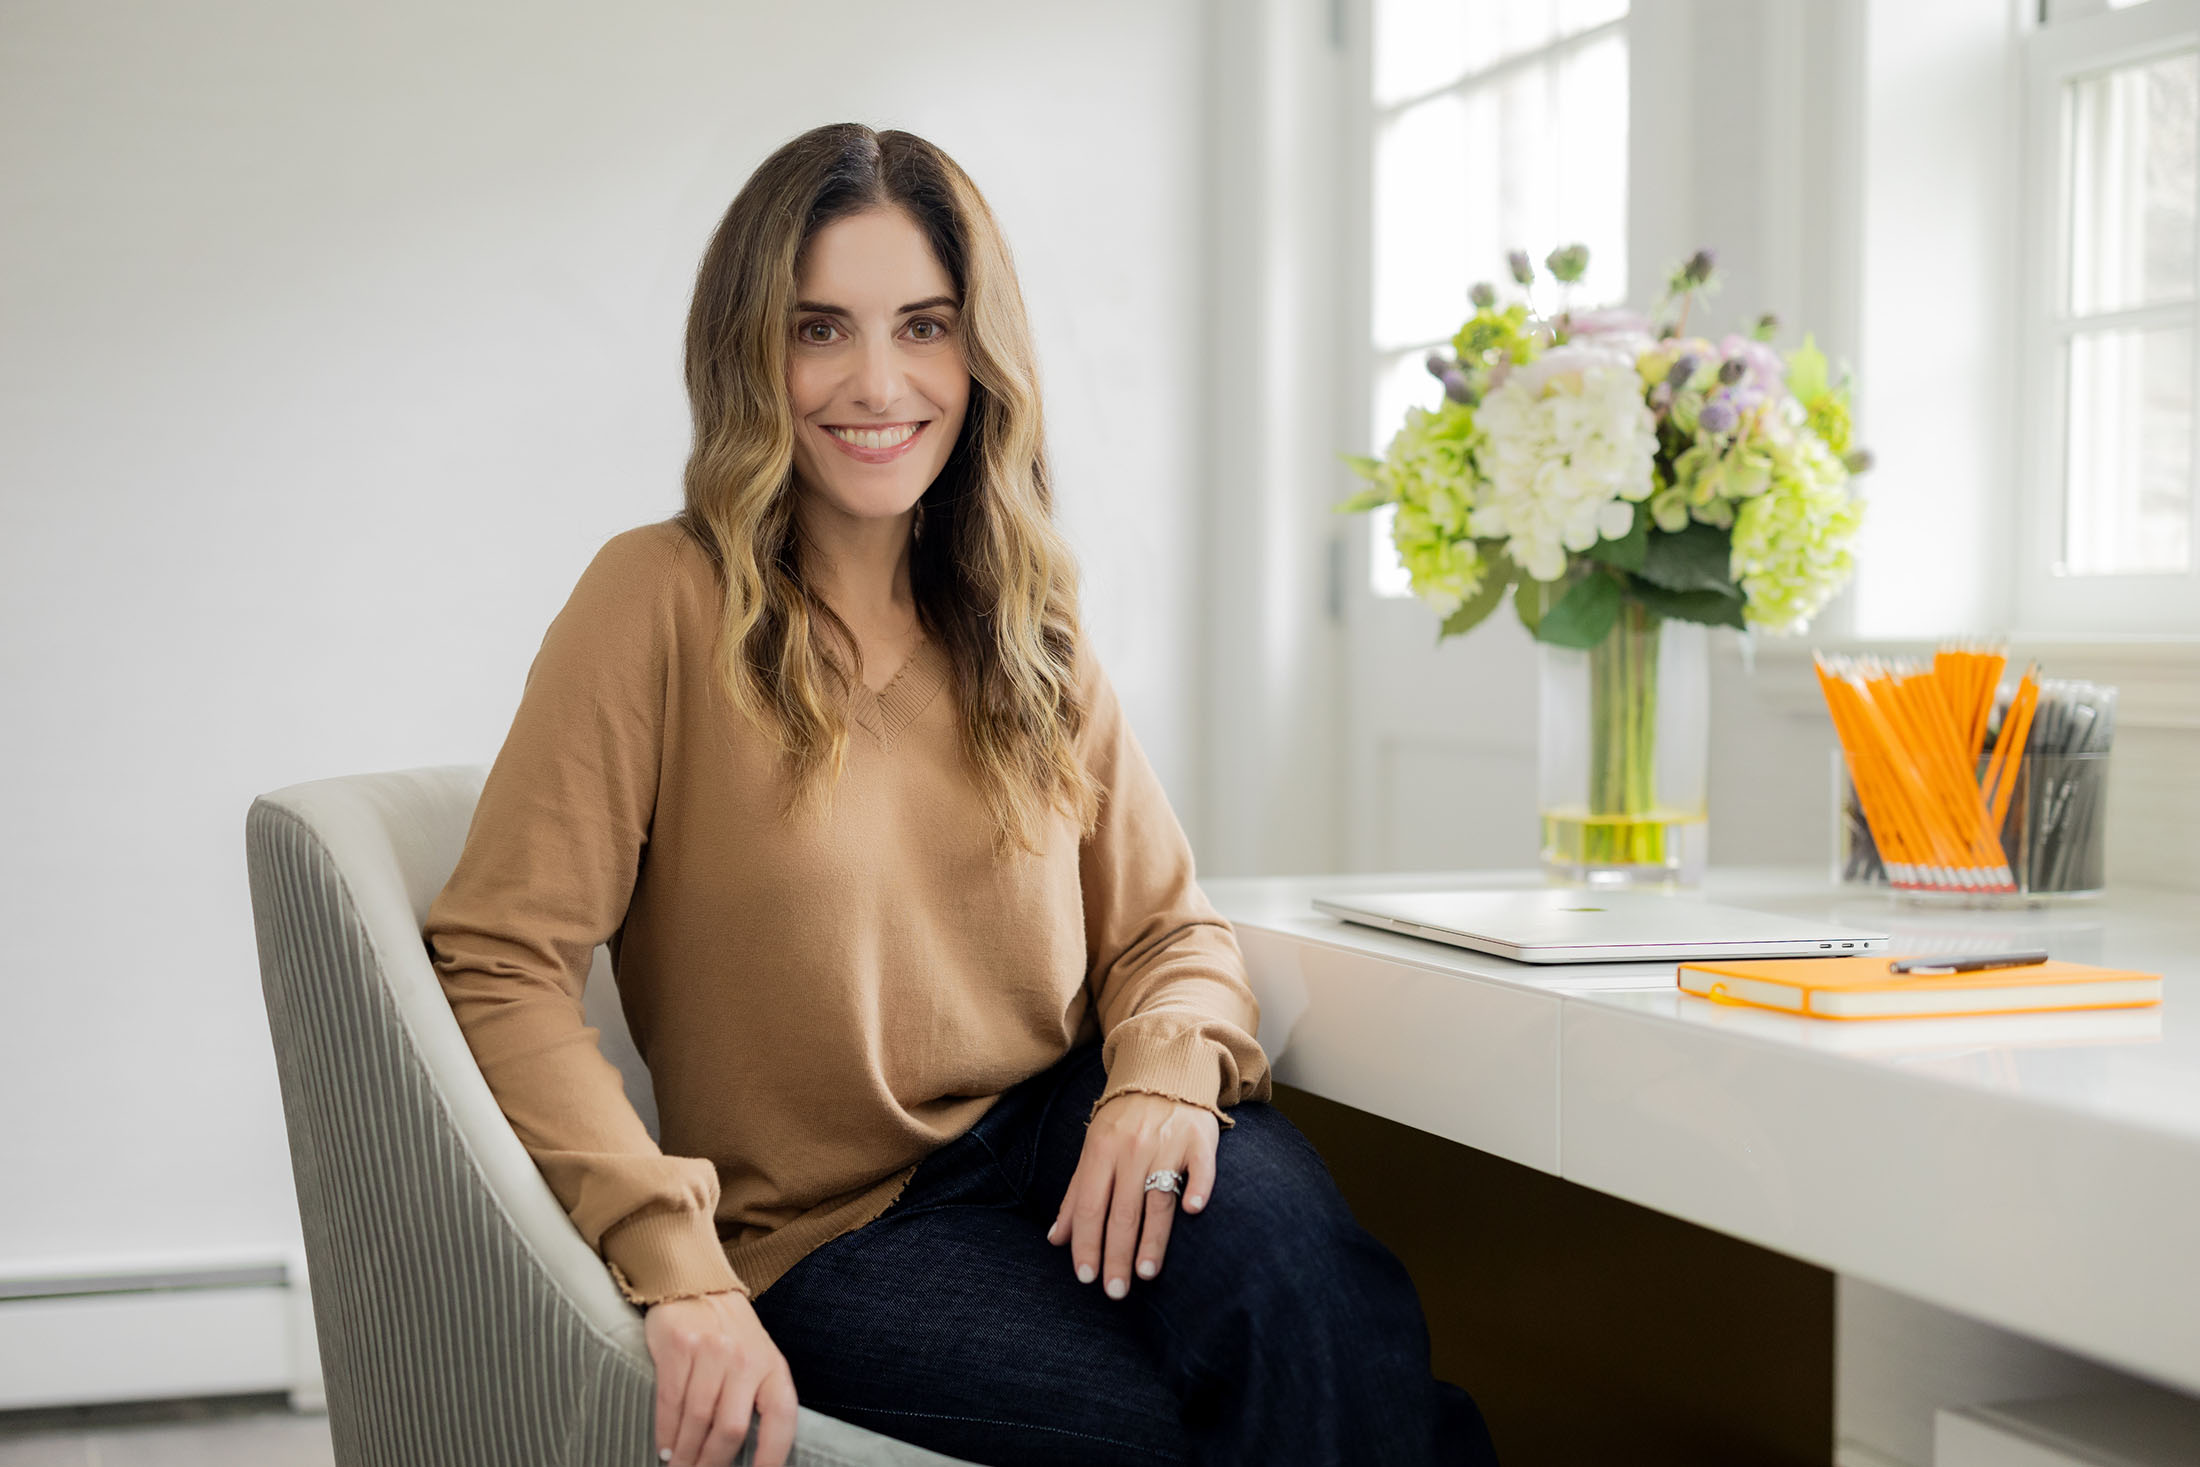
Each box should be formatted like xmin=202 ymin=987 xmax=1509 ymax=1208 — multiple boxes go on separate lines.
xmin=1719 ymin=632 xmax=2200 ymax=731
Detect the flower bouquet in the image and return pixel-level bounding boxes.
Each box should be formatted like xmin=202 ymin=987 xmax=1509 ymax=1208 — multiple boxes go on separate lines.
xmin=1336 ymin=245 xmax=1870 ymax=884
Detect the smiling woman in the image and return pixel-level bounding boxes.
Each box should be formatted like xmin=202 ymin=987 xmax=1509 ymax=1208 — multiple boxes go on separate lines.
xmin=424 ymin=122 xmax=1499 ymax=1467
xmin=786 ymin=219 xmax=968 ymax=512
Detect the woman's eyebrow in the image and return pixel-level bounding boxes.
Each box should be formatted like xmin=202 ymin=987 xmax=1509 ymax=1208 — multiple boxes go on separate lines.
xmin=794 ymin=295 xmax=960 ymax=316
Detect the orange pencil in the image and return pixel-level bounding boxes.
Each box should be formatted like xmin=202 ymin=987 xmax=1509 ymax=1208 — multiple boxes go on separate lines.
xmin=1980 ymin=666 xmax=2034 ymax=820
xmin=1817 ymin=648 xmax=2020 ymax=891
xmin=1986 ymin=669 xmax=2041 ymax=831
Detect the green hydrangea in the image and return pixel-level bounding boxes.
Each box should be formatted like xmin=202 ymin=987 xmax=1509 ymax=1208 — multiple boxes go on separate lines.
xmin=1365 ymin=398 xmax=1487 ymax=616
xmin=1729 ymin=433 xmax=1864 ymax=633
xmin=1452 ymin=303 xmax=1539 ymax=373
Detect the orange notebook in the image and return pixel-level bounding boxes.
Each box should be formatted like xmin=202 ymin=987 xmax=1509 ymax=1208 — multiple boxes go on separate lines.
xmin=1677 ymin=955 xmax=2162 ymax=1020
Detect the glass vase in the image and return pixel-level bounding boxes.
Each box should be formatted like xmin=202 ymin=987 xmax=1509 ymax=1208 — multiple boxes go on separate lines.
xmin=1538 ymin=604 xmax=1710 ymax=887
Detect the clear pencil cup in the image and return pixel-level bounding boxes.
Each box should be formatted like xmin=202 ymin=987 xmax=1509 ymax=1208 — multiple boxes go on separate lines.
xmin=1831 ymin=749 xmax=2110 ymax=904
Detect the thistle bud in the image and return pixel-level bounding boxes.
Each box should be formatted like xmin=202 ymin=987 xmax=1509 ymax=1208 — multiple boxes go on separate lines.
xmin=1507 ymin=249 xmax=1534 ymax=287
xmin=1684 ymin=248 xmax=1717 ymax=286
xmin=1752 ymin=312 xmax=1779 ymax=342
xmin=1545 ymin=243 xmax=1590 ymax=284
xmin=1700 ymin=398 xmax=1739 ymax=435
xmin=1664 ymin=354 xmax=1701 ymax=389
xmin=1469 ymin=281 xmax=1498 ymax=309
xmin=1718 ymin=358 xmax=1746 ymax=386
xmin=1425 ymin=351 xmax=1454 ymax=380
xmin=1843 ymin=448 xmax=1876 ymax=474
xmin=1440 ymin=368 xmax=1474 ymax=404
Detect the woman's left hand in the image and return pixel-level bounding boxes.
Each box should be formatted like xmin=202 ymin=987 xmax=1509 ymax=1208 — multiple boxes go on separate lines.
xmin=1046 ymin=1092 xmax=1219 ymax=1298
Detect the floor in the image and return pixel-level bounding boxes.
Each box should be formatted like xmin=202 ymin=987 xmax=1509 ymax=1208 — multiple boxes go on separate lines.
xmin=0 ymin=1395 xmax=333 ymax=1467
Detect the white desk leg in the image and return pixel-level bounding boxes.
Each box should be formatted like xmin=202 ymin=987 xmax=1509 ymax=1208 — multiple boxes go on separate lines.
xmin=1836 ymin=1278 xmax=2145 ymax=1467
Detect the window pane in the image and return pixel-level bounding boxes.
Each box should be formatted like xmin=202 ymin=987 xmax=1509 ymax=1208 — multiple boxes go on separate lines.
xmin=1374 ymin=0 xmax=1474 ymax=108
xmin=1372 ymin=21 xmax=1630 ymax=350
xmin=1374 ymin=93 xmax=1473 ymax=347
xmin=1374 ymin=0 xmax=1628 ymax=107
xmin=2067 ymin=51 xmax=2198 ymax=316
xmin=1457 ymin=33 xmax=1629 ymax=310
xmin=2063 ymin=325 xmax=2193 ymax=574
xmin=1553 ymin=31 xmax=1629 ymax=306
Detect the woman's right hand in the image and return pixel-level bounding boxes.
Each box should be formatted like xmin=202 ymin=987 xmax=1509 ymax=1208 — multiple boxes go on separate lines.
xmin=643 ymin=1288 xmax=798 ymax=1467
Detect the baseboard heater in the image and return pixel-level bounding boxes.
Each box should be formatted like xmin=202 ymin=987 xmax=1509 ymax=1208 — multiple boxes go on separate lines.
xmin=0 ymin=1255 xmax=319 ymax=1412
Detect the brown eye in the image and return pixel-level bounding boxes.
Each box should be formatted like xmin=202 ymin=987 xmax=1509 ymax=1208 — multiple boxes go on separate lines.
xmin=909 ymin=317 xmax=947 ymax=341
xmin=797 ymin=319 xmax=836 ymax=344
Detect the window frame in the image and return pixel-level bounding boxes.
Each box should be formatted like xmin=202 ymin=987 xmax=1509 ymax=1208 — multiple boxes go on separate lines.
xmin=2017 ymin=0 xmax=2200 ymax=637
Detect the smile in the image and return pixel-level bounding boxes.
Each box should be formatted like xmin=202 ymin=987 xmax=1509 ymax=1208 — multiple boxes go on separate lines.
xmin=823 ymin=421 xmax=927 ymax=460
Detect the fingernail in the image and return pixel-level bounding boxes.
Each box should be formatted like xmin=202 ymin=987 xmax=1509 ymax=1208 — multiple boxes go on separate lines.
xmin=1137 ymin=1259 xmax=1157 ymax=1278
xmin=1077 ymin=1263 xmax=1096 ymax=1283
xmin=1106 ymin=1276 xmax=1128 ymax=1298
xmin=1186 ymin=1194 xmax=1204 ymax=1210
xmin=658 ymin=1451 xmax=672 ymax=1463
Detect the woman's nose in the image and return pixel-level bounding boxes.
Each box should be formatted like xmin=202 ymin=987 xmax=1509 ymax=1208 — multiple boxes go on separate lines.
xmin=849 ymin=335 xmax=902 ymax=412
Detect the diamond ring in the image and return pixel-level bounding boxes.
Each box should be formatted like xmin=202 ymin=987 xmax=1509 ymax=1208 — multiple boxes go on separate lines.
xmin=1143 ymin=1169 xmax=1185 ymax=1196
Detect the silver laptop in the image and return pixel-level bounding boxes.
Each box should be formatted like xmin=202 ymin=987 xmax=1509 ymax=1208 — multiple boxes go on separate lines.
xmin=1309 ymin=888 xmax=1890 ymax=964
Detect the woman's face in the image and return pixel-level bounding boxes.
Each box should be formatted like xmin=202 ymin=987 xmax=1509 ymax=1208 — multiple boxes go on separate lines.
xmin=785 ymin=206 xmax=970 ymax=526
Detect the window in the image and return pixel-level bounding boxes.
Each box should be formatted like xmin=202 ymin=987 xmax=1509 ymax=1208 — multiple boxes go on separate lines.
xmin=2020 ymin=0 xmax=2200 ymax=634
xmin=1364 ymin=0 xmax=1631 ymax=595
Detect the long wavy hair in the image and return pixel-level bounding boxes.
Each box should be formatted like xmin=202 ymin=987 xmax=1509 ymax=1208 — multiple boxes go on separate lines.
xmin=673 ymin=123 xmax=1100 ymax=858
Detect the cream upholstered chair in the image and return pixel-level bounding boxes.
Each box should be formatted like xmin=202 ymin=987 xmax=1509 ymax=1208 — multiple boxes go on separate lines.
xmin=244 ymin=765 xmax=975 ymax=1467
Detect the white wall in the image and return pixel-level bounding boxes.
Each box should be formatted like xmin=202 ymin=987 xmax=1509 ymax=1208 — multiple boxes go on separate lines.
xmin=0 ymin=0 xmax=1208 ymax=1285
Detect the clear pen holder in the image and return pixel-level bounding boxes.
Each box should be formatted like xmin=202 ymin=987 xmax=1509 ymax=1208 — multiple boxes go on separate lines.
xmin=1831 ymin=748 xmax=2109 ymax=905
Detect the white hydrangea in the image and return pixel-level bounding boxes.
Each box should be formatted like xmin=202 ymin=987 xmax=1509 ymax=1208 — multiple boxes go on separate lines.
xmin=1469 ymin=343 xmax=1659 ymax=581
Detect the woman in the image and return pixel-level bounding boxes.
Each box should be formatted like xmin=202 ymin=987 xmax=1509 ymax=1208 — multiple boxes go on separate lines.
xmin=424 ymin=123 xmax=1497 ymax=1467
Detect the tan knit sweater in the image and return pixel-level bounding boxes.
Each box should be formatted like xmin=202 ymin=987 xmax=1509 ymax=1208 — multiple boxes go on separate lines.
xmin=423 ymin=520 xmax=1272 ymax=1304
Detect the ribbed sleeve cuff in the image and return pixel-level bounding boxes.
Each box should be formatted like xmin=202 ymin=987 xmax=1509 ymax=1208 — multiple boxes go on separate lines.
xmin=600 ymin=1206 xmax=749 ymax=1307
xmin=1089 ymin=1028 xmax=1236 ymax=1129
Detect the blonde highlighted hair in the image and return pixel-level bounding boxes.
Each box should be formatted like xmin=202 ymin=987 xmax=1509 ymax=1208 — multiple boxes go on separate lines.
xmin=674 ymin=123 xmax=1100 ymax=857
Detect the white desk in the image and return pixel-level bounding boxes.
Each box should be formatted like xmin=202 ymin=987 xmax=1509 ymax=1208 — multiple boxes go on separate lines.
xmin=1205 ymin=867 xmax=2200 ymax=1444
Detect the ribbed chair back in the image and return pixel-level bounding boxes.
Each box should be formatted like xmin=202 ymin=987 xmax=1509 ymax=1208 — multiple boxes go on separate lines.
xmin=244 ymin=765 xmax=971 ymax=1467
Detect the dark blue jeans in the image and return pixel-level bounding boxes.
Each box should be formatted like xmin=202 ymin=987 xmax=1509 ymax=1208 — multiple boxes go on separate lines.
xmin=753 ymin=1041 xmax=1500 ymax=1466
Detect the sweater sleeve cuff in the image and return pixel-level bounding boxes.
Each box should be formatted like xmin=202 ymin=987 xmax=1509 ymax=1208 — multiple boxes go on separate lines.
xmin=600 ymin=1205 xmax=749 ymax=1306
xmin=1089 ymin=1028 xmax=1237 ymax=1130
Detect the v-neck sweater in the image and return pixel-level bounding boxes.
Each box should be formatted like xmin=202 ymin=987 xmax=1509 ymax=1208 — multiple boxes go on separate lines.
xmin=423 ymin=519 xmax=1273 ymax=1304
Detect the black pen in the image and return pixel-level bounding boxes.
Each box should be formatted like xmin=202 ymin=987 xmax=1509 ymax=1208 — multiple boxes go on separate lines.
xmin=1888 ymin=949 xmax=2051 ymax=976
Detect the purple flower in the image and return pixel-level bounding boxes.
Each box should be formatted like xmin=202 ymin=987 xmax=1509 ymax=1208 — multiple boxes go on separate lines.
xmin=1440 ymin=368 xmax=1474 ymax=403
xmin=1425 ymin=351 xmax=1454 ymax=380
xmin=1507 ymin=249 xmax=1534 ymax=287
xmin=1566 ymin=307 xmax=1653 ymax=340
xmin=1699 ymin=396 xmax=1739 ymax=435
xmin=1712 ymin=333 xmax=1787 ymax=413
xmin=1469 ymin=281 xmax=1498 ymax=309
xmin=1664 ymin=353 xmax=1702 ymax=389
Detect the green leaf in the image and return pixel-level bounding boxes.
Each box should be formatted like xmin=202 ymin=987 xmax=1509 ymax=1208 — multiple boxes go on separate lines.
xmin=1332 ymin=485 xmax=1393 ymax=514
xmin=1436 ymin=555 xmax=1516 ymax=642
xmin=1627 ymin=580 xmax=1747 ymax=628
xmin=1533 ymin=571 xmax=1624 ymax=649
xmin=1786 ymin=334 xmax=1830 ymax=402
xmin=1639 ymin=521 xmax=1735 ymax=594
xmin=1582 ymin=504 xmax=1649 ymax=572
xmin=1338 ymin=452 xmax=1384 ymax=479
xmin=1514 ymin=576 xmax=1551 ymax=635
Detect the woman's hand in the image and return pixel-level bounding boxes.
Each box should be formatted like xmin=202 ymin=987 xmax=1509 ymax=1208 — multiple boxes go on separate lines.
xmin=1046 ymin=1091 xmax=1219 ymax=1298
xmin=642 ymin=1288 xmax=798 ymax=1467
